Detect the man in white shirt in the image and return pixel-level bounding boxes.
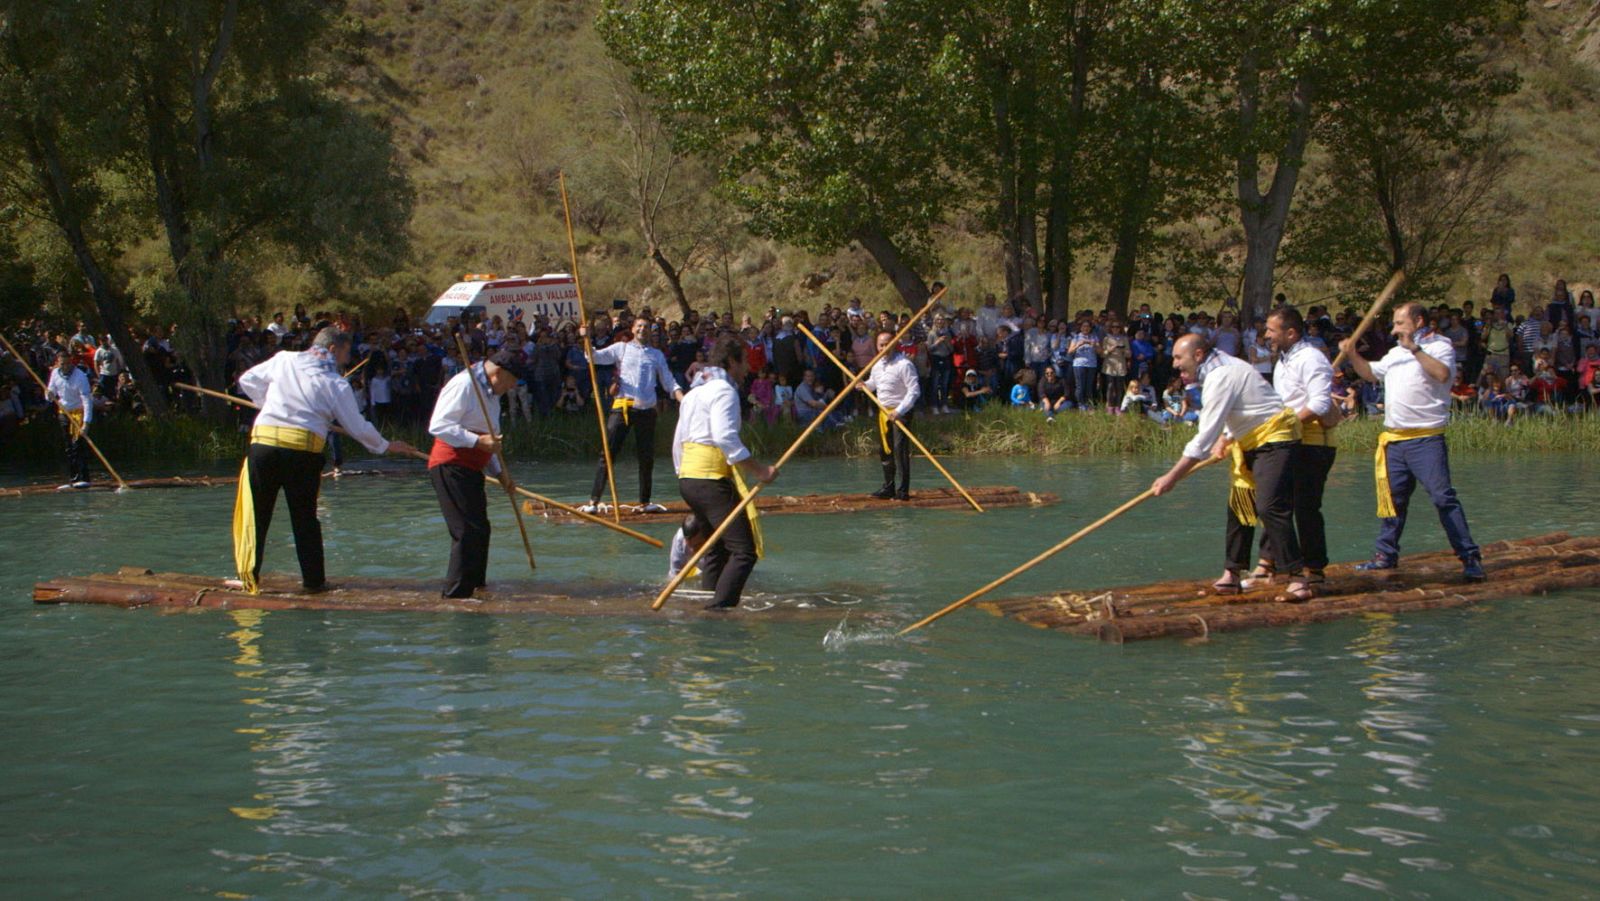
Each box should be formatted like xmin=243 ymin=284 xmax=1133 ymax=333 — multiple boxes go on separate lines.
xmin=45 ymin=350 xmax=94 ymax=487
xmin=266 ymin=312 xmax=289 ymax=339
xmin=671 ymin=336 xmax=777 ymax=608
xmin=1342 ymin=302 xmax=1484 ymax=581
xmin=426 ymin=349 xmax=521 ymax=599
xmin=861 ymin=330 xmax=921 ymax=500
xmin=1262 ymin=307 xmax=1337 ymax=581
xmin=579 ymin=315 xmax=684 ymax=514
xmin=233 ymin=327 xmax=417 ymax=593
xmin=1150 ymin=335 xmax=1313 ymax=601
xmin=93 ymin=337 xmax=125 ymax=400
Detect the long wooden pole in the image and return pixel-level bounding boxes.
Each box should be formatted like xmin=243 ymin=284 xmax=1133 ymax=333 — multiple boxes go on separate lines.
xmin=558 ymin=171 xmax=621 ymax=522
xmin=175 ymin=381 xmax=663 ymax=548
xmin=899 ymin=270 xmax=1408 ymax=635
xmin=0 ymin=333 xmax=130 ymax=491
xmin=452 ymin=332 xmax=537 ymax=573
xmin=651 ymin=288 xmax=947 ymax=610
xmin=794 ymin=321 xmax=983 ymax=513
xmin=342 ymin=354 xmax=373 ymax=379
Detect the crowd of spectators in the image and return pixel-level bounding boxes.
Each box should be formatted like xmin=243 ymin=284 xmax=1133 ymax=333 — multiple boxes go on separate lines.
xmin=5 ymin=274 xmax=1600 ymax=446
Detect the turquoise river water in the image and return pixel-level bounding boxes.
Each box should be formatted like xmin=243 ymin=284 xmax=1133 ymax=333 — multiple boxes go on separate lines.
xmin=2 ymin=453 xmax=1598 ymax=898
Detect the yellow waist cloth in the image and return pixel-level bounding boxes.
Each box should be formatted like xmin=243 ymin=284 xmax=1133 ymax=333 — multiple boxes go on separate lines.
xmin=1227 ymin=407 xmax=1301 ymax=527
xmin=250 ymin=425 xmax=326 ymax=454
xmin=1374 ymin=426 xmax=1446 ymax=518
xmin=613 ymin=395 xmax=635 ymax=425
xmin=1300 ymin=417 xmax=1336 ymax=448
xmin=877 ymin=408 xmax=892 ymax=454
xmin=61 ymin=408 xmax=84 ymax=439
xmin=678 ymin=442 xmax=763 ymax=566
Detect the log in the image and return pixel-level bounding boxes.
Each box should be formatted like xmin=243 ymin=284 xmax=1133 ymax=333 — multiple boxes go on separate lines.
xmin=0 ymin=468 xmax=408 ymax=499
xmin=977 ymin=533 xmax=1600 ymax=642
xmin=522 ymin=485 xmax=1057 ymax=521
xmin=32 ymin=569 xmax=882 ymax=623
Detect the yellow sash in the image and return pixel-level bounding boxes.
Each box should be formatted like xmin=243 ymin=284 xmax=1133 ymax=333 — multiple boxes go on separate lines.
xmin=61 ymin=408 xmax=85 ymax=439
xmin=678 ymin=442 xmax=763 ymax=564
xmin=232 ymin=458 xmax=259 ymax=594
xmin=1300 ymin=417 xmax=1335 ymax=448
xmin=877 ymin=408 xmax=892 ymax=454
xmin=250 ymin=425 xmax=325 ymax=454
xmin=1226 ymin=407 xmax=1301 ymax=527
xmin=1374 ymin=427 xmax=1446 ymax=518
xmin=613 ymin=395 xmax=635 ymax=425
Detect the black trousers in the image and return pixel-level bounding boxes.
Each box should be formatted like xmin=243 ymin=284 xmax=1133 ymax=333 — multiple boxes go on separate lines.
xmin=879 ymin=410 xmax=913 ymax=493
xmin=248 ymin=443 xmax=325 ymax=589
xmin=679 ymin=477 xmax=758 ymax=608
xmin=59 ymin=414 xmax=89 ymax=482
xmin=1224 ymin=441 xmax=1303 ymax=575
xmin=431 ymin=463 xmax=490 ymax=598
xmin=591 ymin=406 xmax=658 ymax=503
xmin=1258 ymin=444 xmax=1337 ymax=571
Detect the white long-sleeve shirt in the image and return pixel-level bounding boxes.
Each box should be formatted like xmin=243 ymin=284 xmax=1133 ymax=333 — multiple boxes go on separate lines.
xmin=428 ymin=364 xmax=501 ymax=476
xmin=1272 ymin=340 xmax=1334 ymax=417
xmin=672 ymin=368 xmax=751 ymax=475
xmin=1369 ymin=330 xmax=1455 ymax=429
xmin=1182 ymin=350 xmax=1286 ymax=460
xmin=588 ymin=341 xmax=676 ymax=410
xmin=46 ymin=365 xmax=94 ymax=424
xmin=865 ymin=354 xmax=920 ymax=416
xmin=238 ymin=348 xmax=388 ymax=453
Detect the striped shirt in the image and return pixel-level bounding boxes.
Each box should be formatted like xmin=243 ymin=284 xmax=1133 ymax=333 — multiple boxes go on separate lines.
xmin=588 ymin=341 xmax=677 ymax=410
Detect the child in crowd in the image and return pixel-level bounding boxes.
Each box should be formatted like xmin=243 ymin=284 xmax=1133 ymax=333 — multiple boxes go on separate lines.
xmin=1481 ymin=376 xmax=1519 ymax=423
xmin=960 ymin=369 xmax=993 ymax=411
xmin=1162 ymin=376 xmax=1197 ymax=425
xmin=1009 ymin=368 xmax=1034 ymax=407
xmin=557 ymin=374 xmax=585 ymax=413
xmin=1450 ymin=372 xmax=1477 ymax=410
xmin=748 ymin=367 xmax=776 ymax=424
xmin=772 ymin=373 xmax=794 ymax=423
xmin=367 ymin=365 xmax=391 ymax=424
xmin=1119 ymin=377 xmax=1156 ymax=419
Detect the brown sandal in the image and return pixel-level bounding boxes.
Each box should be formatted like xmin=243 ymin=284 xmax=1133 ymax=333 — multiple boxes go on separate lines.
xmin=1275 ymin=582 xmax=1315 ymax=603
xmin=1212 ymin=575 xmax=1243 ymax=595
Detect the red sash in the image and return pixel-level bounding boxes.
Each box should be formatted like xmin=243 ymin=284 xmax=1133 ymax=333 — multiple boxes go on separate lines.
xmin=428 ymin=437 xmax=491 ymax=471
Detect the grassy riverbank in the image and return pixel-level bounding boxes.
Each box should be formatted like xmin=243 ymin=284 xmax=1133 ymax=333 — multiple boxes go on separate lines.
xmin=4 ymin=406 xmax=1599 ymax=475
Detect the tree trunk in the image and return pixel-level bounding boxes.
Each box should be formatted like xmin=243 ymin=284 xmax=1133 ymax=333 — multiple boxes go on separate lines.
xmin=1104 ymin=100 xmax=1159 ymax=318
xmin=990 ymin=63 xmax=1022 ymax=304
xmin=18 ymin=114 xmax=170 ymax=417
xmin=1235 ymin=50 xmax=1314 ymax=321
xmin=648 ymin=240 xmax=693 ymax=320
xmin=1041 ymin=13 xmax=1093 ymax=320
xmin=855 ymin=225 xmax=930 ymax=311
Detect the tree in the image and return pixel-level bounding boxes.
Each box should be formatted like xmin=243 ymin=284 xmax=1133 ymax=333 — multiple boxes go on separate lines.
xmin=599 ymin=0 xmax=954 ymax=311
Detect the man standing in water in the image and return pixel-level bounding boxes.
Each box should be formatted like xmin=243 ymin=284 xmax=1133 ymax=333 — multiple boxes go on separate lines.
xmin=1341 ymin=303 xmax=1485 ymax=582
xmin=233 ymin=327 xmax=417 ymax=594
xmin=671 ymin=335 xmax=777 ymax=608
xmin=578 ymin=314 xmax=683 ymax=514
xmin=860 ymin=329 xmax=920 ymax=500
xmin=426 ymin=349 xmax=522 ymax=599
xmin=1150 ymin=334 xmax=1313 ymax=602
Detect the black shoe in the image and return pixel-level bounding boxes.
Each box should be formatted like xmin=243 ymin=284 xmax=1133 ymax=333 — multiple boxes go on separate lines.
xmin=301 ymin=582 xmax=332 ymax=594
xmin=1462 ymin=556 xmax=1486 ymax=582
xmin=895 ymin=490 xmax=910 ymax=501
xmin=1353 ymin=558 xmax=1397 ymax=572
xmin=703 ymin=599 xmax=739 ymax=610
xmin=869 ymin=487 xmax=895 ymax=500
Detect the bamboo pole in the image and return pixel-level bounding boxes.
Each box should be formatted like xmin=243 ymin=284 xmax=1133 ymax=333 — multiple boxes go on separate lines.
xmin=897 ymin=456 xmax=1221 ymax=635
xmin=173 ymin=382 xmax=663 ymax=547
xmin=901 ymin=270 xmax=1410 ymax=635
xmin=794 ymin=321 xmax=983 ymax=513
xmin=453 ymin=332 xmax=538 ymax=574
xmin=558 ymin=171 xmax=621 ymax=522
xmin=652 ymin=288 xmax=947 ymax=611
xmin=342 ymin=354 xmax=373 ymax=379
xmin=0 ymin=333 xmax=130 ymax=492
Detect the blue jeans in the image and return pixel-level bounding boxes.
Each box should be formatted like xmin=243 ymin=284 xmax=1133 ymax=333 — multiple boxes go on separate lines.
xmin=1374 ymin=435 xmax=1480 ymax=563
xmin=930 ymin=359 xmax=954 ymax=408
xmin=1071 ymin=366 xmax=1096 ymax=407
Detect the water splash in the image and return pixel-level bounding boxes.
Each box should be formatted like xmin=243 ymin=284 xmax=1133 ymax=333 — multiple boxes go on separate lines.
xmin=822 ymin=613 xmax=902 ymax=651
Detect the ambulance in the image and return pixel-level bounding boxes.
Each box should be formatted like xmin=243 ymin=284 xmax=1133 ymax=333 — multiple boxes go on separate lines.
xmin=422 ymin=273 xmax=582 ymax=327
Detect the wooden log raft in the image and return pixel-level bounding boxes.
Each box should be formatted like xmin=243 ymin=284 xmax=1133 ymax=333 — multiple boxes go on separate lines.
xmin=977 ymin=533 xmax=1600 ymax=642
xmin=0 ymin=468 xmax=406 ymax=499
xmin=522 ymin=485 xmax=1057 ymax=521
xmin=33 ymin=567 xmax=881 ymax=623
